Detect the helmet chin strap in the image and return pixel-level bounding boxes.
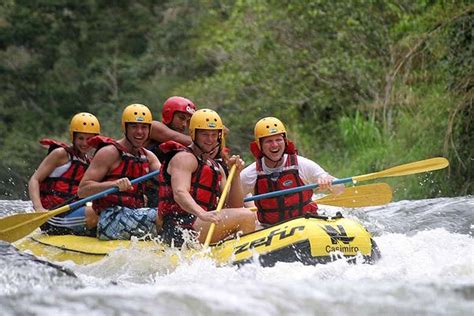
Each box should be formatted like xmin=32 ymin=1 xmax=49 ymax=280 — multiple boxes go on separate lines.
xmin=193 ymin=131 xmax=222 ymax=160
xmin=72 ymin=146 xmax=86 ymax=160
xmin=262 ymin=142 xmax=286 ymax=168
xmin=263 ymin=153 xmax=284 ymax=168
xmin=124 ymin=127 xmax=146 ymax=152
xmin=71 ymin=134 xmax=87 ymax=159
xmin=125 ymin=133 xmax=136 ymax=148
xmin=194 ymin=142 xmax=220 ymax=160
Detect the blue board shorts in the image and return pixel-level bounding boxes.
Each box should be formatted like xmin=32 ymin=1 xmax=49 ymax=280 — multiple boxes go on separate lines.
xmin=41 ymin=206 xmax=96 ymax=236
xmin=97 ymin=206 xmax=158 ymax=240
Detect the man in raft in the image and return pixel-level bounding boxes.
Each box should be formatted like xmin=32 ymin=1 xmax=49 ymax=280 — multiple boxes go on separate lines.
xmin=240 ymin=117 xmax=343 ymax=226
xmin=78 ymin=104 xmax=161 ymax=240
xmin=147 ymin=96 xmax=231 ymax=168
xmin=28 ymin=112 xmax=101 ymax=236
xmin=158 ymin=109 xmax=255 ymax=246
xmin=144 ymin=96 xmax=197 ymax=208
xmin=147 ymin=96 xmax=197 ymax=162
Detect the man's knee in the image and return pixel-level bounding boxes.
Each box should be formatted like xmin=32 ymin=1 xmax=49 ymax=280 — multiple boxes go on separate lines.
xmin=85 ymin=206 xmax=99 ymax=229
xmin=239 ymin=209 xmax=256 ymax=231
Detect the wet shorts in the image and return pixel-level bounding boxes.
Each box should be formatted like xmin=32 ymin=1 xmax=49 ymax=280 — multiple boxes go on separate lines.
xmin=41 ymin=206 xmax=96 ymax=237
xmin=97 ymin=206 xmax=158 ymax=240
xmin=161 ymin=213 xmax=197 ymax=247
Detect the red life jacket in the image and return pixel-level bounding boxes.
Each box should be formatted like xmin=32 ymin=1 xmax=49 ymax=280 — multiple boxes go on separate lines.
xmin=88 ymin=136 xmax=149 ymax=212
xmin=39 ymin=139 xmax=90 ymax=209
xmin=158 ymin=141 xmax=222 ymax=229
xmin=250 ymin=140 xmax=318 ymax=224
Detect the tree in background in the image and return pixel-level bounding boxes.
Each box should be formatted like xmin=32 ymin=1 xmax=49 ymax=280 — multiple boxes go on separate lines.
xmin=180 ymin=0 xmax=473 ymax=198
xmin=0 ymin=0 xmax=472 ymax=199
xmin=0 ymin=0 xmax=208 ymax=197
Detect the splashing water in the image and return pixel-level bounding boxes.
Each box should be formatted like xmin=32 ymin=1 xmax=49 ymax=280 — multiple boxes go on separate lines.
xmin=0 ymin=197 xmax=473 ymax=315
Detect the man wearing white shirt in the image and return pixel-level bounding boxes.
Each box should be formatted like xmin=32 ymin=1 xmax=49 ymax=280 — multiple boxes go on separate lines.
xmin=240 ymin=117 xmax=343 ymax=225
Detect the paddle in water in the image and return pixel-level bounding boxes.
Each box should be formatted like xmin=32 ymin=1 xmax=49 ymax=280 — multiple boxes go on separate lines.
xmin=0 ymin=170 xmax=161 ymax=243
xmin=244 ymin=157 xmax=449 ymax=202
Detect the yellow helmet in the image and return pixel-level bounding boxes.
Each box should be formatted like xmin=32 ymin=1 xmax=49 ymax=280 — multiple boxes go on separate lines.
xmin=254 ymin=117 xmax=287 ymax=148
xmin=69 ymin=112 xmax=101 ymax=141
xmin=189 ymin=109 xmax=223 ymax=141
xmin=121 ymin=103 xmax=153 ymax=131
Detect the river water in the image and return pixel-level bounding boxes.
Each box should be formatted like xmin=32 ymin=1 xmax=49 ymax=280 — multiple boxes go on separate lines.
xmin=0 ymin=197 xmax=473 ymax=315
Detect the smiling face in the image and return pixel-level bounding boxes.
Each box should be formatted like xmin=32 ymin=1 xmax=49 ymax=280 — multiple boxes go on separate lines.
xmin=169 ymin=111 xmax=192 ymax=134
xmin=125 ymin=123 xmax=150 ymax=148
xmin=195 ymin=129 xmax=220 ymax=154
xmin=73 ymin=132 xmax=96 ymax=155
xmin=260 ymin=133 xmax=286 ymax=163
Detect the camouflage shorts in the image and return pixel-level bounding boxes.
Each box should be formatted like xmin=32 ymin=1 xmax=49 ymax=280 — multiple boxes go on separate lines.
xmin=97 ymin=206 xmax=158 ymax=240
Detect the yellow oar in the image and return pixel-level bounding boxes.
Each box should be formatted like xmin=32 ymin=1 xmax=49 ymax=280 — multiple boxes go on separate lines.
xmin=0 ymin=170 xmax=160 ymax=243
xmin=244 ymin=157 xmax=449 ymax=202
xmin=204 ymin=164 xmax=237 ymax=247
xmin=249 ymin=183 xmax=392 ymax=211
xmin=352 ymin=157 xmax=449 ymax=182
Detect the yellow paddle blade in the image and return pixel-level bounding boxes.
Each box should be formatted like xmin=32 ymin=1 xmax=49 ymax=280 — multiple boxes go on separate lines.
xmin=1 ymin=170 xmax=161 ymax=243
xmin=0 ymin=212 xmax=49 ymax=243
xmin=317 ymin=183 xmax=392 ymax=207
xmin=0 ymin=205 xmax=70 ymax=243
xmin=353 ymin=157 xmax=449 ymax=182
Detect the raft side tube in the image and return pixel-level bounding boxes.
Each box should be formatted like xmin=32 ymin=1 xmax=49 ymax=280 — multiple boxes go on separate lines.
xmin=210 ymin=214 xmax=380 ymax=266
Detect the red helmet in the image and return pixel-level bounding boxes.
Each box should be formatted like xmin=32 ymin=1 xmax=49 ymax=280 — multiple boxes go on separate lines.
xmin=161 ymin=96 xmax=197 ymax=125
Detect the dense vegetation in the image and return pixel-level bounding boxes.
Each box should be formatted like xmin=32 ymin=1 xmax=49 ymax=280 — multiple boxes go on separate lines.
xmin=0 ymin=0 xmax=472 ymax=200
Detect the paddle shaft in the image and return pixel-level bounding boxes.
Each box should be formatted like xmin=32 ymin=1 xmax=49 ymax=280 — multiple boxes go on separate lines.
xmin=244 ymin=177 xmax=351 ymax=202
xmin=0 ymin=169 xmax=160 ymax=243
xmin=204 ymin=165 xmax=237 ymax=247
xmin=52 ymin=169 xmax=161 ymax=216
xmin=244 ymin=157 xmax=448 ymax=203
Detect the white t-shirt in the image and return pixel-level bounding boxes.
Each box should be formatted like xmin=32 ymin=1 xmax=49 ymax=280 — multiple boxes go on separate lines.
xmin=240 ymin=154 xmax=330 ymax=196
xmin=49 ymin=161 xmax=72 ymax=178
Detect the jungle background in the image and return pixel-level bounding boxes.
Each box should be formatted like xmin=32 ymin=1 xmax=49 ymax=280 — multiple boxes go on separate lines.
xmin=0 ymin=0 xmax=472 ymax=200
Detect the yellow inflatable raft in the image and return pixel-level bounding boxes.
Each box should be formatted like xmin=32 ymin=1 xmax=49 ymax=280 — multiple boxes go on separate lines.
xmin=16 ymin=214 xmax=381 ymax=266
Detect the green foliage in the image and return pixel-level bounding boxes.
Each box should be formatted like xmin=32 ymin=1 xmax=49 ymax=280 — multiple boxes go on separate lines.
xmin=442 ymin=8 xmax=473 ymax=195
xmin=339 ymin=112 xmax=384 ymax=154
